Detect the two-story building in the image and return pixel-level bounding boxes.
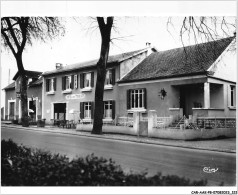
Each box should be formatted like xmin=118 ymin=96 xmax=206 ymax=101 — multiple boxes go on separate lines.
xmin=3 ymin=70 xmax=43 ymax=122
xmin=117 ymin=36 xmax=236 ymax=119
xmin=42 ymin=46 xmax=157 ymax=124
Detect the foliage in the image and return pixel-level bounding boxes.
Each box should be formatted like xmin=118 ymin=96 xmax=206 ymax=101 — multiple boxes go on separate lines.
xmin=1 ymin=139 xmax=208 ymax=186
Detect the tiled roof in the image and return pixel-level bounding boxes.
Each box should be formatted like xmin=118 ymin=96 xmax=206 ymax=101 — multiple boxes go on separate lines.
xmin=119 ymin=37 xmax=234 ymax=83
xmin=43 ymin=48 xmax=150 ymax=76
xmin=2 ymin=82 xmax=15 ymax=90
xmin=13 ymin=70 xmax=42 ymax=80
xmin=3 ymin=77 xmax=43 ymax=91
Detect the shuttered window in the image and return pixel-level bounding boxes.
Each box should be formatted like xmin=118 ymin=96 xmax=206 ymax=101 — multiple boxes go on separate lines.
xmin=80 ymin=101 xmax=94 ymax=119
xmin=80 ymin=72 xmax=94 ymax=89
xmin=230 ymin=85 xmax=236 ymax=107
xmin=103 ymin=100 xmax=116 ymax=119
xmin=127 ymin=89 xmax=147 ymax=109
xmin=46 ymin=78 xmax=56 ymax=92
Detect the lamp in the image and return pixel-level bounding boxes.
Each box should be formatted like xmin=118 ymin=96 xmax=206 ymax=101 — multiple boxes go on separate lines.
xmin=159 ymin=88 xmax=167 ymax=100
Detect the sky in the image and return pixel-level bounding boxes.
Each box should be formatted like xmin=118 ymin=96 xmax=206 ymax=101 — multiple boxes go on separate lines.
xmin=0 ymin=1 xmax=236 ymax=110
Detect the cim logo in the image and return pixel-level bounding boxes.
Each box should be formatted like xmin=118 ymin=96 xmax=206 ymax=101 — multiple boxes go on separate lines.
xmin=66 ymin=93 xmax=85 ymax=100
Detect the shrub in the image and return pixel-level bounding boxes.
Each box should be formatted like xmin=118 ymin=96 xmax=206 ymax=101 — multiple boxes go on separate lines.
xmin=1 ymin=139 xmax=208 ymax=186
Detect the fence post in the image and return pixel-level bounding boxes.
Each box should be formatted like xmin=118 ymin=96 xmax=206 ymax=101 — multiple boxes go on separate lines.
xmin=148 ymin=110 xmax=157 ymax=137
xmin=225 ymin=116 xmax=227 ymax=128
xmin=133 ymin=111 xmax=140 ymax=136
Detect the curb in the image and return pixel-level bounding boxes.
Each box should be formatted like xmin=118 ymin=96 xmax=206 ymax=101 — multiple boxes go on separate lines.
xmin=1 ymin=124 xmax=236 ymax=154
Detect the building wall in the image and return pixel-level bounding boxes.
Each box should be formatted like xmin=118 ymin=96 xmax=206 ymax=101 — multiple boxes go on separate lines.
xmin=43 ymin=68 xmax=120 ymax=123
xmin=4 ymin=84 xmax=43 ymax=120
xmin=210 ymin=84 xmax=224 ymax=108
xmin=42 ymin=51 xmax=152 ymax=123
xmin=5 ymin=89 xmax=16 ymax=120
xmin=118 ymin=77 xmax=208 ymax=117
xmin=208 ymin=40 xmax=237 ymax=83
xmin=119 ymin=51 xmax=148 ymax=79
xmin=208 ymin=77 xmax=236 ymax=117
xmin=118 ymin=75 xmax=236 ymax=118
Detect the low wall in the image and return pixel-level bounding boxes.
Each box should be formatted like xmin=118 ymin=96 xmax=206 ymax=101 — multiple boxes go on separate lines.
xmin=76 ymin=124 xmax=137 ymax=135
xmin=148 ymin=128 xmax=236 ymax=140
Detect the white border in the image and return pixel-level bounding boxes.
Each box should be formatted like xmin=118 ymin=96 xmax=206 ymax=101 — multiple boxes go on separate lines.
xmin=1 ymin=1 xmax=236 ymax=16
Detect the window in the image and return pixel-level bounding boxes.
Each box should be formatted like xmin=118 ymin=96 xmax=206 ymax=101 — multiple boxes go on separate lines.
xmin=127 ymin=89 xmax=147 ymax=110
xmin=105 ymin=70 xmax=113 ymax=85
xmin=104 ymin=101 xmax=112 ymax=119
xmin=80 ymin=102 xmax=94 ymax=119
xmin=46 ymin=78 xmax=56 ymax=92
xmin=80 ymin=72 xmax=94 ymax=90
xmin=84 ymin=102 xmax=91 ymax=118
xmin=62 ymin=75 xmax=74 ymax=91
xmin=65 ymin=76 xmax=71 ymax=90
xmin=230 ymin=85 xmax=236 ymax=107
xmin=84 ymin=73 xmax=91 ymax=88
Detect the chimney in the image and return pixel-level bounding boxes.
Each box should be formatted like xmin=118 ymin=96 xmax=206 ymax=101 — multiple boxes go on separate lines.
xmin=56 ymin=63 xmax=63 ymax=70
xmin=146 ymin=42 xmax=151 ymax=47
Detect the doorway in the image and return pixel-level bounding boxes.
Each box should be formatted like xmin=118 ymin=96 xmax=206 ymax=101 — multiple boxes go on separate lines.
xmin=9 ymin=102 xmax=15 ymax=120
xmin=54 ymin=103 xmax=66 ymax=120
xmin=29 ymin=100 xmax=36 ymax=121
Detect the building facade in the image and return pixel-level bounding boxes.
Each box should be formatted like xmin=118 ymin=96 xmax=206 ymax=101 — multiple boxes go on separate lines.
xmin=3 ymin=37 xmax=236 ymax=124
xmin=3 ymin=70 xmax=43 ymax=122
xmin=42 ymin=47 xmax=156 ymax=124
xmin=117 ymin=37 xmax=236 ymax=119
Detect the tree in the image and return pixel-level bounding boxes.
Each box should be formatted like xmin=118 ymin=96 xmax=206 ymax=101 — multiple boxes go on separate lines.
xmin=1 ymin=17 xmax=64 ymax=127
xmin=91 ymin=17 xmax=113 ymax=134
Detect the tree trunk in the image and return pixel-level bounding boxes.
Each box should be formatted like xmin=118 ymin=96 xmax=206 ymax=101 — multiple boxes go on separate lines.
xmin=91 ymin=17 xmax=113 ymax=134
xmin=16 ymin=55 xmax=29 ymax=127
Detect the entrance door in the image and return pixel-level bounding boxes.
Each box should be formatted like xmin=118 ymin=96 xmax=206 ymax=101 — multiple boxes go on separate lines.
xmin=54 ymin=103 xmax=66 ymax=120
xmin=180 ymin=87 xmax=188 ymax=117
xmin=29 ymin=100 xmax=36 ymax=121
xmin=9 ymin=102 xmax=15 ymax=120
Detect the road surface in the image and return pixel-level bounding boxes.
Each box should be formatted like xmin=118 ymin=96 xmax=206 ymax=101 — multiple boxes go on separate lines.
xmin=1 ymin=126 xmax=236 ymax=186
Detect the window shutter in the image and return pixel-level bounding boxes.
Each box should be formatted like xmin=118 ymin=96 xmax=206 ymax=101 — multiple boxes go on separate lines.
xmin=143 ymin=88 xmax=147 ymax=109
xmin=54 ymin=78 xmax=57 ymax=91
xmin=46 ymin=79 xmax=49 ymax=92
xmin=80 ymin=102 xmax=84 ymax=119
xmin=112 ymin=100 xmax=115 ymax=119
xmin=75 ymin=75 xmax=78 ymax=89
xmin=91 ymin=72 xmax=94 ymax=87
xmin=127 ymin=90 xmax=131 ymax=109
xmin=112 ymin=69 xmax=115 ymax=85
xmin=80 ymin=73 xmax=84 ymax=88
xmin=62 ymin=76 xmax=66 ymax=90
xmin=71 ymin=75 xmax=74 ymax=89
xmin=91 ymin=102 xmax=94 ymax=119
xmin=228 ymin=85 xmax=232 ymax=107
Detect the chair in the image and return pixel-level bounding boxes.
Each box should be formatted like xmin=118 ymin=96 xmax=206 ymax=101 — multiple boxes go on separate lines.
xmin=59 ymin=120 xmax=67 ymax=128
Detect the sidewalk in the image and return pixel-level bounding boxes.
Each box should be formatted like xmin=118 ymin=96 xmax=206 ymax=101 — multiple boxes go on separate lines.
xmin=1 ymin=122 xmax=236 ymax=153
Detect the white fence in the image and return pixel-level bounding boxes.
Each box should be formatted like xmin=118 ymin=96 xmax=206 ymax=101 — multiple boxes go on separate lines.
xmin=117 ymin=116 xmax=133 ymax=127
xmin=156 ymin=117 xmax=172 ymax=129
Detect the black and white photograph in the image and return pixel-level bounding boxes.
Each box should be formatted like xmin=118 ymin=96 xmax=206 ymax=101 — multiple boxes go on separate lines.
xmin=0 ymin=1 xmax=237 ymax=194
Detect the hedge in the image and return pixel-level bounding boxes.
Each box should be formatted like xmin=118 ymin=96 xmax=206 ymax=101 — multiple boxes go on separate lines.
xmin=1 ymin=139 xmax=209 ymax=186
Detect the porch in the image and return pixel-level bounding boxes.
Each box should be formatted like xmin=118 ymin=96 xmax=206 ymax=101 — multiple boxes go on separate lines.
xmin=170 ymin=82 xmax=226 ymax=118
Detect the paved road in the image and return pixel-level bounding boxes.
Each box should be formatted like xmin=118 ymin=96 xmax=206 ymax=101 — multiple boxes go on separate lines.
xmin=1 ymin=126 xmax=236 ymax=186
